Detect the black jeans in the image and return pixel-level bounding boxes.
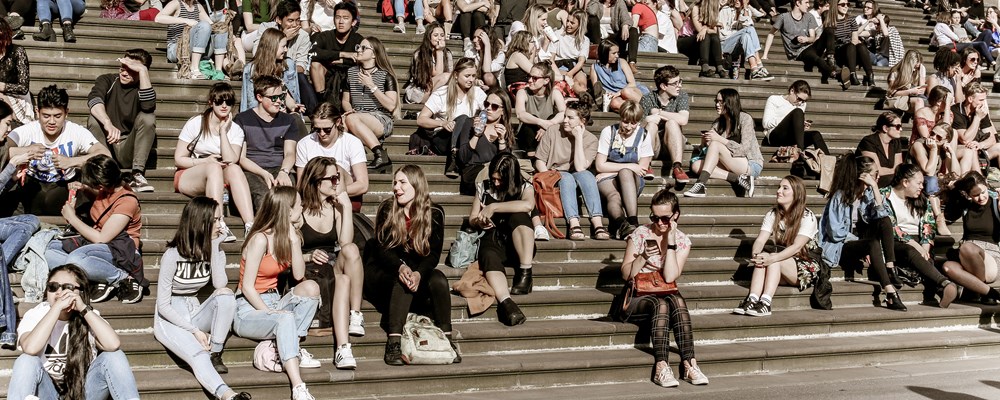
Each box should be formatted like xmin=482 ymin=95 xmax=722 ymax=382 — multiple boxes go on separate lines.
xmin=835 ymin=42 xmax=874 ymax=76
xmin=458 ymin=10 xmax=487 ymax=39
xmin=764 ymin=108 xmax=830 ymax=153
xmin=795 ymin=41 xmax=835 ymax=78
xmin=363 ymin=242 xmax=453 ymax=334
xmin=613 ymin=27 xmax=639 ymax=65
xmin=586 ymin=15 xmax=602 ymax=45
xmin=0 ymin=176 xmax=70 ymax=217
xmin=844 ymin=217 xmax=896 ymax=287
xmin=677 ymin=35 xmax=699 ymax=65
xmin=699 ymin=33 xmax=723 ymax=67
xmin=894 ymin=240 xmax=949 ymax=290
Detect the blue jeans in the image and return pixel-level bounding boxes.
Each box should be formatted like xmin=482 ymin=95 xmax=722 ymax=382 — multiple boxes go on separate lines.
xmin=395 ymin=0 xmax=423 ymax=19
xmin=0 ymin=215 xmax=39 ymax=344
xmin=45 ymin=241 xmax=127 ymax=285
xmin=558 ymin=170 xmax=603 ymax=220
xmin=166 ymin=20 xmax=225 ymax=62
xmin=36 ymin=0 xmax=85 ymax=23
xmin=722 ymin=27 xmax=761 ymax=58
xmin=638 ymin=34 xmax=658 ymax=53
xmin=233 ymin=289 xmax=319 ymax=363
xmin=870 ymin=51 xmax=890 ymax=67
xmin=154 ymin=291 xmax=236 ymax=398
xmin=8 ymin=350 xmax=140 ymax=400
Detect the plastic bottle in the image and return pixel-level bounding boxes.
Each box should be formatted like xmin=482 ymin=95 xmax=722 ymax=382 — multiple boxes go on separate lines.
xmin=475 ymin=110 xmax=487 ymax=136
xmin=221 ymin=191 xmax=230 ymax=217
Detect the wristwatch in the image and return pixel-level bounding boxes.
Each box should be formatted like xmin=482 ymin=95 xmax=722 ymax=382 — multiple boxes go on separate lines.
xmin=79 ymin=304 xmax=93 ymax=316
xmin=666 ymin=244 xmax=678 ymax=251
xmin=279 ymin=168 xmax=291 ymax=175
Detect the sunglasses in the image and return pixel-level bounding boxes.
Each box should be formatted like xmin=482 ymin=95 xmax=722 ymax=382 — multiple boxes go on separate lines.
xmin=312 ymin=126 xmax=334 ymax=134
xmin=969 ymin=57 xmax=980 ymax=62
xmin=47 ymin=282 xmax=81 ymax=293
xmin=649 ymin=214 xmax=673 ymax=224
xmin=263 ymin=93 xmax=285 ymax=103
xmin=484 ymin=101 xmax=503 ymax=111
xmin=529 ymin=75 xmax=547 ymax=81
xmin=355 ymin=44 xmax=372 ymax=53
xmin=838 ymin=2 xmax=848 ymax=5
xmin=890 ymin=123 xmax=903 ymax=129
xmin=318 ymin=174 xmax=340 ymax=185
xmin=214 ymin=99 xmax=235 ymax=106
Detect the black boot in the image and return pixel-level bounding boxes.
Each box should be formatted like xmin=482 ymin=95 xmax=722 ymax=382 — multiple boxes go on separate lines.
xmin=863 ymin=74 xmax=874 ymax=87
xmin=33 ymin=22 xmax=55 ymax=42
xmin=510 ymin=268 xmax=533 ymax=295
xmin=383 ymin=339 xmax=404 ymax=365
xmin=497 ymin=298 xmax=526 ymax=326
xmin=210 ymin=351 xmax=228 ymax=374
xmin=885 ymin=291 xmax=907 ymax=311
xmin=448 ymin=337 xmax=462 ymax=363
xmin=715 ymin=64 xmax=728 ymax=79
xmin=886 ymin=267 xmax=903 ymax=289
xmin=444 ymin=150 xmax=459 ymax=178
xmin=849 ymin=72 xmax=861 ymax=86
xmin=61 ymin=22 xmax=75 ymax=43
xmin=368 ymin=147 xmax=392 ymax=173
xmin=698 ymin=64 xmax=712 ymax=77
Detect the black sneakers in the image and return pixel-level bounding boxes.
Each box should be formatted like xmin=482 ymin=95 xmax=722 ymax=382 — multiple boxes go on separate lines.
xmin=384 ymin=341 xmax=404 ymax=366
xmin=90 ymin=282 xmax=116 ymax=303
xmin=737 ymin=174 xmax=755 ymax=198
xmin=211 ymin=352 xmax=228 ymax=374
xmin=118 ymin=278 xmax=143 ymax=304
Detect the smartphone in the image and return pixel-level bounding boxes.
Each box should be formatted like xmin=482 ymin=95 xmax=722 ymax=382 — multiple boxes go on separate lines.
xmin=645 ymin=239 xmax=660 ymax=256
xmin=67 ymin=189 xmax=76 ymax=204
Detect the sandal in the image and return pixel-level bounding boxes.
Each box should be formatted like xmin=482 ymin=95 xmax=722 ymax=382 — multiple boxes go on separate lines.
xmin=592 ymin=226 xmax=610 ymax=241
xmin=568 ymin=226 xmax=586 ymax=241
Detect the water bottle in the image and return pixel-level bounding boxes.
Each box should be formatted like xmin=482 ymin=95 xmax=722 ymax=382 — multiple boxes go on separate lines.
xmin=38 ymin=149 xmax=54 ymax=172
xmin=475 ymin=110 xmax=487 ymax=137
xmin=221 ymin=191 xmax=230 ymax=217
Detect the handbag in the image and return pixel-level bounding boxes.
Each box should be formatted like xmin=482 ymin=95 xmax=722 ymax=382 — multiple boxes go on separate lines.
xmin=446 ymin=229 xmax=484 ymax=268
xmin=621 ymin=271 xmax=678 ymax=311
xmin=883 ymin=95 xmax=910 ymax=112
xmin=253 ymin=340 xmax=283 ymax=372
xmin=400 ymin=313 xmax=456 ymax=365
xmin=769 ymin=146 xmax=801 ymax=163
xmin=532 ymin=170 xmax=565 ymax=239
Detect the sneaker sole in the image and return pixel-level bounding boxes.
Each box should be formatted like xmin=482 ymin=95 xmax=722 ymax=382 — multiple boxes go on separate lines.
xmin=132 ymin=186 xmax=154 ymax=193
xmin=92 ymin=288 xmax=117 ymax=303
xmin=732 ymin=308 xmax=747 ymax=315
xmin=348 ymin=327 xmax=365 ymax=337
xmin=683 ymin=192 xmax=706 ymax=198
xmin=746 ymin=311 xmax=771 ymax=317
xmin=654 ymin=379 xmax=680 ymax=388
xmin=120 ymin=295 xmax=143 ymax=304
xmin=335 ymin=361 xmax=358 ymax=370
xmin=300 ymin=362 xmax=322 ymax=368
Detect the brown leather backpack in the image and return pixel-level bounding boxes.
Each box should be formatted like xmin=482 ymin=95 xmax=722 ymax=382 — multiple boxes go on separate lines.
xmin=532 ymin=170 xmax=565 ymax=239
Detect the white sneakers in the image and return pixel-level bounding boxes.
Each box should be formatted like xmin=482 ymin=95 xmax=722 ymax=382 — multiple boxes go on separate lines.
xmin=291 ymin=383 xmax=315 ymax=400
xmin=298 ymin=348 xmax=321 ymax=368
xmin=219 ymin=221 xmax=237 ymax=243
xmin=534 ymin=225 xmax=550 ymax=241
xmin=653 ymin=363 xmax=679 ymax=387
xmin=349 ymin=310 xmax=365 ymax=337
xmin=335 ymin=343 xmax=357 ymax=370
xmin=685 ymin=365 xmax=710 ymax=385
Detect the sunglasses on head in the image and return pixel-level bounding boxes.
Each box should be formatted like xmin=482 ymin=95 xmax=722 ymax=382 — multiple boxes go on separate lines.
xmin=214 ymin=99 xmax=235 ymax=106
xmin=484 ymin=101 xmax=503 ymax=111
xmin=312 ymin=126 xmax=334 ymax=134
xmin=47 ymin=282 xmax=80 ymax=293
xmin=649 ymin=214 xmax=673 ymax=224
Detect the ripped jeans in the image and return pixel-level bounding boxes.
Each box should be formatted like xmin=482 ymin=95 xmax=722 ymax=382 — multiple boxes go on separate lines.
xmin=233 ymin=288 xmax=319 ymax=363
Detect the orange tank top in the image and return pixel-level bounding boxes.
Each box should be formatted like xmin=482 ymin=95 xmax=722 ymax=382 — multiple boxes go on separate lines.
xmin=238 ymin=236 xmax=289 ymax=293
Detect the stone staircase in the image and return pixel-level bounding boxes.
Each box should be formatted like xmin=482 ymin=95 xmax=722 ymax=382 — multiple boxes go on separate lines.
xmin=2 ymin=1 xmax=1000 ymax=399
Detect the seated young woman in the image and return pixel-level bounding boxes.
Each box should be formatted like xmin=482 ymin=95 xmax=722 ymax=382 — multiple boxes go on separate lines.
xmin=942 ymin=171 xmax=1000 ymax=305
xmin=819 ymin=154 xmax=905 ymax=311
xmin=232 ymin=186 xmax=321 ymax=400
xmin=595 ymin=100 xmax=654 ymax=240
xmin=363 ymin=165 xmax=459 ymax=365
xmin=734 ymin=175 xmax=821 ymax=316
xmin=342 ymin=36 xmax=400 ymax=173
xmin=880 ymin=163 xmax=958 ymax=308
xmin=885 ymin=50 xmax=928 ymax=115
xmin=402 ymin=22 xmax=453 ymax=105
xmin=534 ymin=97 xmax=609 ymax=241
xmin=296 ymin=156 xmax=363 ymax=369
xmin=684 ymin=88 xmax=762 ymax=198
xmin=174 ymin=83 xmax=254 ymax=242
xmin=856 ymin=112 xmax=906 ymax=187
xmin=761 ymin=80 xmax=830 ymax=154
xmin=515 ymin=61 xmax=566 ymax=156
xmin=470 ymin=153 xmax=537 ymax=326
xmin=154 ymin=197 xmax=251 ymax=400
xmin=46 ymin=155 xmax=145 ymax=304
xmin=415 ymin=58 xmax=487 ymax=176
xmin=590 ymin=39 xmax=646 ymax=112
xmin=455 ymin=87 xmax=514 ymax=196
xmin=611 ymin=189 xmax=709 ymax=387
xmin=8 ymin=264 xmax=139 ymax=400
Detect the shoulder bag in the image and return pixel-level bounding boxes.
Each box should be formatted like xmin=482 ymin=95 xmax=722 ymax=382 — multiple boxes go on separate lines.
xmin=532 ymin=170 xmax=565 ymax=239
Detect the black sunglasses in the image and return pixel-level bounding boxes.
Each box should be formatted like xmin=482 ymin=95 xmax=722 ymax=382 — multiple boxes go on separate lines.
xmin=484 ymin=101 xmax=503 ymax=112
xmin=312 ymin=127 xmax=334 ymax=134
xmin=214 ymin=99 xmax=235 ymax=106
xmin=649 ymin=214 xmax=673 ymax=224
xmin=318 ymin=174 xmax=340 ymax=185
xmin=47 ymin=282 xmax=81 ymax=293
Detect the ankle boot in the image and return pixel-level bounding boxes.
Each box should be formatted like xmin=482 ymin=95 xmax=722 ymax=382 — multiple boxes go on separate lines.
xmin=863 ymin=73 xmax=874 ymax=87
xmin=444 ymin=150 xmax=459 ymax=178
xmin=698 ymin=64 xmax=712 ymax=77
xmin=886 ymin=267 xmax=903 ymax=289
xmin=715 ymin=64 xmax=728 ymax=79
xmin=368 ymin=147 xmax=392 ymax=172
xmin=383 ymin=340 xmax=404 ymax=365
xmin=849 ymin=72 xmax=861 ymax=86
xmin=885 ymin=291 xmax=907 ymax=311
xmin=497 ymin=298 xmax=526 ymax=326
xmin=33 ymin=22 xmax=54 ymax=42
xmin=210 ymin=351 xmax=228 ymax=374
xmin=61 ymin=22 xmax=75 ymax=43
xmin=510 ymin=268 xmax=533 ymax=295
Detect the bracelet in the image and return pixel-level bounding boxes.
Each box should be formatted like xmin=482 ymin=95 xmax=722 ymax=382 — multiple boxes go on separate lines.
xmin=279 ymin=169 xmax=290 ymax=175
xmin=79 ymin=305 xmax=93 ymax=317
xmin=666 ymin=244 xmax=678 ymax=251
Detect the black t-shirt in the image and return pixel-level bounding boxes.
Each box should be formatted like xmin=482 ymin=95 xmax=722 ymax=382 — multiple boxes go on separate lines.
xmin=234 ymin=110 xmax=303 ymax=169
xmin=856 ymin=133 xmax=904 ymax=186
xmin=952 ymin=103 xmax=994 ymax=142
xmin=969 ymin=2 xmax=986 ymax=20
xmin=963 ymin=203 xmax=996 ymax=242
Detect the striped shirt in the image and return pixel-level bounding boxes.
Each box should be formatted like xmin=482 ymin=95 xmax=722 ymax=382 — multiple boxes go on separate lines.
xmin=342 ymin=66 xmax=397 ymax=115
xmin=167 ymin=2 xmax=202 ymax=45
xmin=834 ymin=15 xmax=858 ymax=45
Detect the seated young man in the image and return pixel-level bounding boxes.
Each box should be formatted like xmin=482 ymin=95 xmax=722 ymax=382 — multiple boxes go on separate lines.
xmin=87 ymin=48 xmax=157 ymax=193
xmin=236 ymin=75 xmax=304 ymax=210
xmin=639 ymin=65 xmax=691 ymax=183
xmin=2 ymin=85 xmax=111 ymax=216
xmin=295 ymin=102 xmax=369 ymax=212
xmin=309 ymin=1 xmax=363 ymax=108
xmin=953 ymin=82 xmax=1000 ymax=167
xmin=763 ymin=0 xmax=837 ymax=84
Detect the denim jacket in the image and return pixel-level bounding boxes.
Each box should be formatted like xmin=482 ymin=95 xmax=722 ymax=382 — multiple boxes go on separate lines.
xmin=240 ymin=58 xmax=301 ymax=112
xmin=818 ymin=187 xmax=889 ymax=267
xmin=878 ymin=186 xmax=937 ymax=246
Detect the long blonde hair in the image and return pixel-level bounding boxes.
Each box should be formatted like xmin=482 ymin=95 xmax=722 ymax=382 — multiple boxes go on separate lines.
xmin=243 ymin=186 xmax=301 ymax=265
xmin=377 ymin=165 xmax=434 ymax=256
xmin=445 ymin=58 xmax=480 ymax=121
xmin=368 ymin=36 xmax=402 ymax=119
xmin=251 ymin=28 xmax=287 ymax=82
xmin=887 ymin=50 xmax=923 ymax=93
xmin=694 ymin=0 xmax=720 ymax=27
xmin=521 ymin=5 xmax=548 ymax=38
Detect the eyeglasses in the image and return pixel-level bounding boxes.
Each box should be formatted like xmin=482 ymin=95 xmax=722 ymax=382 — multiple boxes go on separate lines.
xmin=794 ymin=95 xmax=809 ymax=105
xmin=649 ymin=214 xmax=672 ymax=224
xmin=47 ymin=282 xmax=81 ymax=293
xmin=312 ymin=126 xmax=334 ymax=134
xmin=355 ymin=44 xmax=372 ymax=53
xmin=214 ymin=99 xmax=235 ymax=106
xmin=318 ymin=174 xmax=340 ymax=185
xmin=666 ymin=79 xmax=683 ymax=87
xmin=529 ymin=75 xmax=547 ymax=81
xmin=484 ymin=101 xmax=503 ymax=111
xmin=263 ymin=92 xmax=286 ymax=103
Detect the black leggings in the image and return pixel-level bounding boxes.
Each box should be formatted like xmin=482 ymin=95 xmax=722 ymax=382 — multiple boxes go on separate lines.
xmin=478 ymin=209 xmax=534 ymax=274
xmin=764 ymin=108 xmax=830 ymax=153
xmin=516 ymin=123 xmax=542 ymax=153
xmin=676 ymin=35 xmax=699 ymax=65
xmin=893 ymin=240 xmax=948 ymax=289
xmin=0 ymin=176 xmax=69 ymax=217
xmin=621 ymin=293 xmax=694 ymax=364
xmin=365 ymin=267 xmax=453 ymax=335
xmin=843 ymin=217 xmax=896 ymax=287
xmin=795 ymin=41 xmax=835 ymax=77
xmin=0 ymin=0 xmax=33 ymax=18
xmin=676 ymin=34 xmax=722 ymax=66
xmin=614 ymin=26 xmax=639 ymax=65
xmin=835 ymin=42 xmax=874 ymax=76
xmin=586 ymin=15 xmax=602 ymax=45
xmin=457 ymin=10 xmax=487 ymax=39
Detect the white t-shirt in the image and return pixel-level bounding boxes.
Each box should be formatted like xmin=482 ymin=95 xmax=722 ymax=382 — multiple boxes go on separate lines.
xmin=888 ymin=190 xmax=920 ymax=235
xmin=424 ymin=86 xmax=488 ymax=122
xmin=177 ymin=115 xmax=246 ymax=159
xmin=597 ymin=125 xmax=655 ymax=159
xmin=760 ymin=208 xmax=819 ymax=239
xmin=657 ymin=4 xmax=678 ymax=53
xmin=549 ymin=31 xmax=590 ymax=61
xmin=294 ymin=132 xmax=367 ymax=179
xmin=10 ymin=121 xmax=99 ymax=183
xmin=300 ymin=0 xmax=337 ymax=31
xmin=17 ymin=302 xmax=98 ymax=383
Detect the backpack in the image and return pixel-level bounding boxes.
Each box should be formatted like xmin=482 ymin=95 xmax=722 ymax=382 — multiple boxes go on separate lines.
xmin=400 ymin=313 xmax=456 ymax=365
xmin=253 ymin=340 xmax=283 ymax=372
xmin=532 ymin=170 xmax=565 ymax=239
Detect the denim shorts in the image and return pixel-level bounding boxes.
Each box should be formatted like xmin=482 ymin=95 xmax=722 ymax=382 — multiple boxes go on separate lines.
xmin=749 ymin=161 xmax=763 ymax=177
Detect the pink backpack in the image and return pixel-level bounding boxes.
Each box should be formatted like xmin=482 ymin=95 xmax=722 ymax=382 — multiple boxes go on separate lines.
xmin=253 ymin=340 xmax=283 ymax=372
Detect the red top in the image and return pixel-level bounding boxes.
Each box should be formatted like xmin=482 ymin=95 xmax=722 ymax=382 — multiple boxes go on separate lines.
xmin=632 ymin=3 xmax=657 ymax=31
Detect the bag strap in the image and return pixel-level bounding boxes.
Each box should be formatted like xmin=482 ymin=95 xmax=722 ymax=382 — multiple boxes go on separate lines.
xmin=94 ymin=192 xmax=138 ymax=225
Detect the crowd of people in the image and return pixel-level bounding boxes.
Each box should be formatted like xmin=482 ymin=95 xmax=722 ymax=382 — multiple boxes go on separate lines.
xmin=1 ymin=0 xmax=1000 ymax=397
